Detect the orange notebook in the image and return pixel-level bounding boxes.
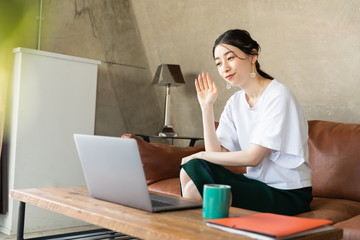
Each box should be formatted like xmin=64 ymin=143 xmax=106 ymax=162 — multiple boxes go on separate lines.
xmin=206 ymin=213 xmax=334 ymax=240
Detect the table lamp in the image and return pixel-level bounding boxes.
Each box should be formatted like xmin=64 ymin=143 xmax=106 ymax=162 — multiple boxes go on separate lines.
xmin=152 ymin=64 xmax=185 ymax=137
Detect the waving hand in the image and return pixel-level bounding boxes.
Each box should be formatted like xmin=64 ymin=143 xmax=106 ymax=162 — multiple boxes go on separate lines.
xmin=195 ymin=72 xmax=218 ymax=108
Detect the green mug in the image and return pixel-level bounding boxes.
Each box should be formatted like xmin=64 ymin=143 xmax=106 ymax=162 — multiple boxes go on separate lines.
xmin=202 ymin=184 xmax=231 ymax=219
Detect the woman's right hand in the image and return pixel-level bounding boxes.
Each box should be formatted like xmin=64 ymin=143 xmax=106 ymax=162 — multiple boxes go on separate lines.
xmin=195 ymin=72 xmax=218 ymax=108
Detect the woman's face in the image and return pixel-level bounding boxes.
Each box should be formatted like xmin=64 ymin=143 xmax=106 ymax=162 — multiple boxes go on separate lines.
xmin=214 ymin=43 xmax=256 ymax=88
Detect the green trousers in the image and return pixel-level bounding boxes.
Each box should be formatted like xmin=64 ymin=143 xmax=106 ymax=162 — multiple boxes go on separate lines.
xmin=181 ymin=159 xmax=313 ymax=216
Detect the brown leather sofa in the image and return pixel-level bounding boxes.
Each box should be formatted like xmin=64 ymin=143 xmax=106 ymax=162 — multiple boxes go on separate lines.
xmin=122 ymin=120 xmax=360 ymax=240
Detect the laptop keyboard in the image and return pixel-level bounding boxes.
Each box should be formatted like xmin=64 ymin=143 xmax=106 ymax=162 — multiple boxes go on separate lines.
xmin=151 ymin=199 xmax=174 ymax=208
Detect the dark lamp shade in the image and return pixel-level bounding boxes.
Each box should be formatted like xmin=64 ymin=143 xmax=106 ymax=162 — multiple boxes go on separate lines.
xmin=152 ymin=64 xmax=185 ymax=86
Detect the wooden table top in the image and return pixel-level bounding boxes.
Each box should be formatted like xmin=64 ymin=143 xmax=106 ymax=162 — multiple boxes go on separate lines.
xmin=10 ymin=186 xmax=343 ymax=240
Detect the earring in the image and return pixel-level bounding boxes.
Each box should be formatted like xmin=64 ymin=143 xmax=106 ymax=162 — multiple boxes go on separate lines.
xmin=226 ymin=83 xmax=231 ymax=89
xmin=250 ymin=61 xmax=256 ymax=78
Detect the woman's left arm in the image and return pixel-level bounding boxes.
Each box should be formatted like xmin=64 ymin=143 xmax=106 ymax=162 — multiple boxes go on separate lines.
xmin=182 ymin=144 xmax=271 ymax=167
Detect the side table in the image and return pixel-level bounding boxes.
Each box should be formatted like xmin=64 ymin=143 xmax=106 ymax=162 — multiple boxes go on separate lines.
xmin=135 ymin=134 xmax=203 ymax=147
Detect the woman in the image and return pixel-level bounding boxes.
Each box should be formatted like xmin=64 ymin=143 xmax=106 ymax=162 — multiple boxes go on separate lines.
xmin=180 ymin=29 xmax=312 ymax=215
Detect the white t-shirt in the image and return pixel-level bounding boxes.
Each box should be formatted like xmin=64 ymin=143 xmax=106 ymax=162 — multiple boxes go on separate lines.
xmin=216 ymin=79 xmax=312 ymax=189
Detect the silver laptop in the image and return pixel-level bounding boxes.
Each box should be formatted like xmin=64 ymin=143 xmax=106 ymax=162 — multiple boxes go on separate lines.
xmin=74 ymin=134 xmax=202 ymax=212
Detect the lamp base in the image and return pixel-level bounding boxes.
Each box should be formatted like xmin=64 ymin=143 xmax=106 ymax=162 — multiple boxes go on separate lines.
xmin=158 ymin=126 xmax=177 ymax=137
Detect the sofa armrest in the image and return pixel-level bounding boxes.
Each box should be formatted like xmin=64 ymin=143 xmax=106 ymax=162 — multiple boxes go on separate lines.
xmin=121 ymin=134 xmax=205 ymax=185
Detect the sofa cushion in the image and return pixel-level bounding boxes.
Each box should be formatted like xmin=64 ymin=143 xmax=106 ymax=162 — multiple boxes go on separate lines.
xmin=333 ymin=215 xmax=360 ymax=240
xmin=297 ymin=197 xmax=360 ymax=224
xmin=148 ymin=178 xmax=181 ymax=197
xmin=121 ymin=134 xmax=205 ymax=185
xmin=308 ymin=120 xmax=360 ymax=201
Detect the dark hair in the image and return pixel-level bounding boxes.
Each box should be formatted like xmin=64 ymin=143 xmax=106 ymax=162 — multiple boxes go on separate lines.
xmin=213 ymin=29 xmax=274 ymax=80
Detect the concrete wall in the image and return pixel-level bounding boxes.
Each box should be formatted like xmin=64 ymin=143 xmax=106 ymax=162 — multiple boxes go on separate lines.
xmin=132 ymin=0 xmax=360 ymax=140
xmin=40 ymin=0 xmax=162 ymax=137
xmin=21 ymin=0 xmax=360 ymax=140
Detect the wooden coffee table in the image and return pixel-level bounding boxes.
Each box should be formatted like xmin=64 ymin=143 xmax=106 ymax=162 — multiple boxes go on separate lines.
xmin=10 ymin=186 xmax=343 ymax=240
